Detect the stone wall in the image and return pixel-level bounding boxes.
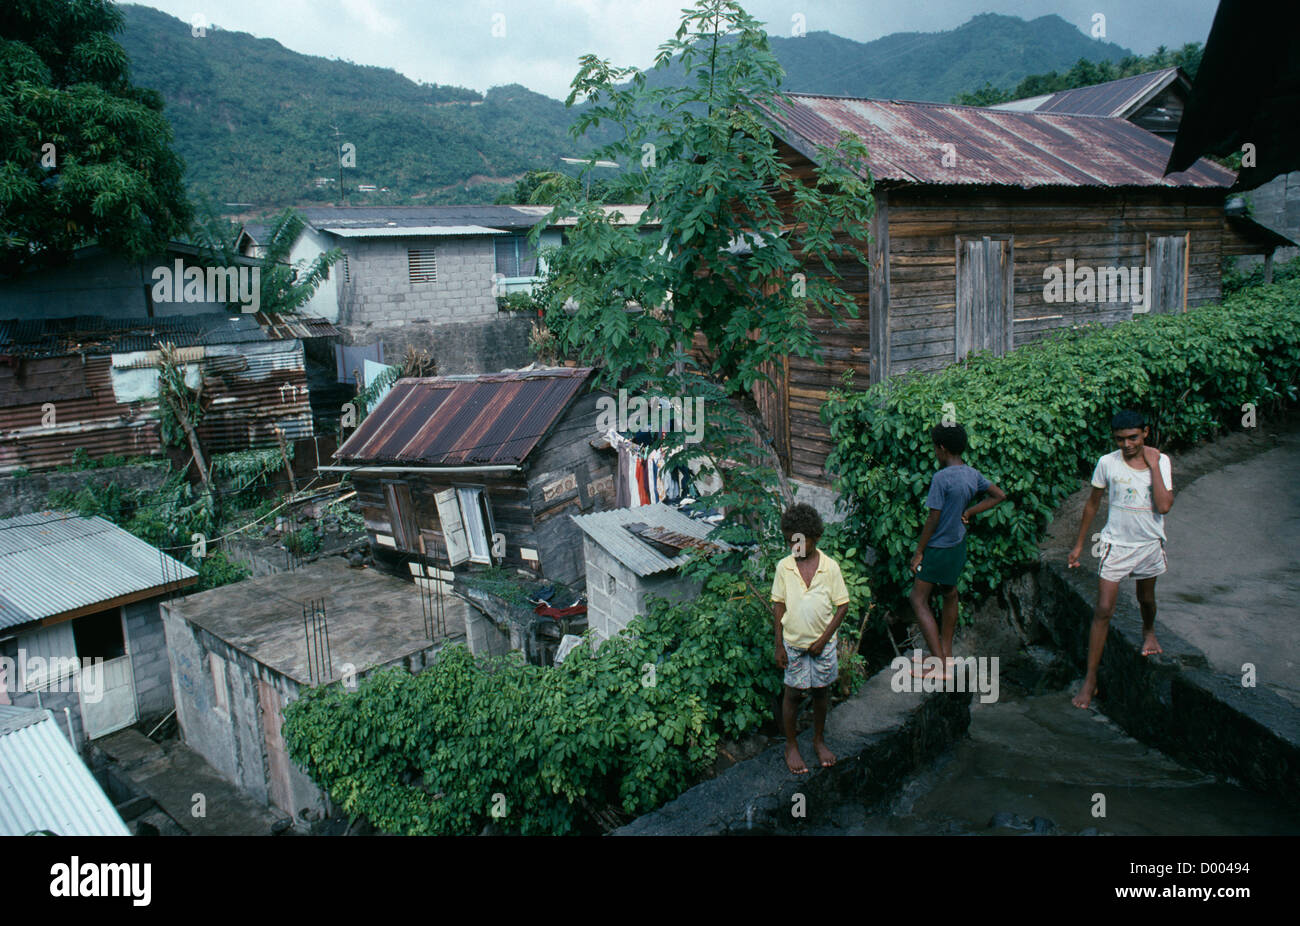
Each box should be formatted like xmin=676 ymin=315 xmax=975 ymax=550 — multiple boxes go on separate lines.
xmin=0 ymin=463 xmax=169 ymax=519
xmin=996 ymin=562 xmax=1300 ymax=812
xmin=614 ymin=669 xmax=971 ymax=835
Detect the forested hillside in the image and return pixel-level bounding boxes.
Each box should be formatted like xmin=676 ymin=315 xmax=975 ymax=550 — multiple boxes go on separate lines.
xmin=118 ymin=5 xmax=1134 ymax=208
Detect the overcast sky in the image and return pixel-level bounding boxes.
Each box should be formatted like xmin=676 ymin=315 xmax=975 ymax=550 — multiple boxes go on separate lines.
xmin=128 ymin=0 xmax=1221 ymax=101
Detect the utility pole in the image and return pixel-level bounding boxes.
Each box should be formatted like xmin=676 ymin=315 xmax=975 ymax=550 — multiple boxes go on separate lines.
xmin=332 ymin=124 xmax=345 ymax=204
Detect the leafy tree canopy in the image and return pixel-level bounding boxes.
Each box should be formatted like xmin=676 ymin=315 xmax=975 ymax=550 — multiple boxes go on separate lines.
xmin=0 ymin=0 xmax=192 ymax=274
xmin=188 ymin=203 xmax=340 ymax=315
xmin=534 ymin=0 xmax=875 ymax=545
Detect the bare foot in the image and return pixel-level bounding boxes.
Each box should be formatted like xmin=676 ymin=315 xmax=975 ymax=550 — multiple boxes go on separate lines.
xmin=1141 ymin=633 xmax=1163 ymax=656
xmin=814 ymin=740 xmax=836 ymax=768
xmin=1072 ymin=678 xmax=1097 ymax=709
xmin=785 ymin=743 xmax=808 ymax=774
xmin=911 ymin=655 xmax=948 ymax=679
xmin=921 ymin=660 xmax=953 ymax=682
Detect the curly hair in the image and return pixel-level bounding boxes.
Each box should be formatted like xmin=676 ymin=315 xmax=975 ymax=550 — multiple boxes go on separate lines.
xmin=780 ymin=502 xmax=824 ymax=541
xmin=1111 ymin=409 xmax=1146 ymax=431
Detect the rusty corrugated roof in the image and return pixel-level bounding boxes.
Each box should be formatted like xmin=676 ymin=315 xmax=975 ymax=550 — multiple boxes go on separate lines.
xmin=763 ymin=94 xmax=1236 ymax=189
xmin=335 ymin=367 xmax=594 ymax=467
xmin=995 ymin=68 xmax=1187 ymax=118
xmin=0 ymin=313 xmax=338 ymax=359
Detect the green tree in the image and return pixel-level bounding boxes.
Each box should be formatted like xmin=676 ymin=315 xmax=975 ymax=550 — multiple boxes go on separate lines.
xmin=0 ymin=0 xmax=191 ymax=274
xmin=534 ymin=0 xmax=875 ymax=545
xmin=188 ymin=204 xmax=341 ymax=315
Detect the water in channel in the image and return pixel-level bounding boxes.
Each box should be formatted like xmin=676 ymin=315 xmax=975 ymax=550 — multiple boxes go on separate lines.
xmin=808 ymin=669 xmax=1300 ymax=836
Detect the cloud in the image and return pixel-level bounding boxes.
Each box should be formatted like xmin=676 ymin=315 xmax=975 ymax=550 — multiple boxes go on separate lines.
xmin=341 ymin=0 xmax=399 ymax=35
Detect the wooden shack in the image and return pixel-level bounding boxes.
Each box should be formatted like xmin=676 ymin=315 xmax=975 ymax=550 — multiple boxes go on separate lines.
xmin=754 ymin=94 xmax=1243 ymax=485
xmin=326 ymin=367 xmax=615 ymax=587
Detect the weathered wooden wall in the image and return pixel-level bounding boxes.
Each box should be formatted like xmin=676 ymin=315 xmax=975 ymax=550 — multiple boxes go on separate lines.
xmin=767 ymin=137 xmax=1227 ymax=484
xmin=354 ymin=390 xmax=616 ymax=589
xmin=883 ymin=186 xmax=1225 ymax=378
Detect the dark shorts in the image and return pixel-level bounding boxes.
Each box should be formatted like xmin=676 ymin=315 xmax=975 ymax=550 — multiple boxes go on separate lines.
xmin=917 ymin=539 xmax=966 ymax=587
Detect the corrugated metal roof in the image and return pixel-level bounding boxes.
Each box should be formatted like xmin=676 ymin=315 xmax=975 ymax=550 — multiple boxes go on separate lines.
xmin=335 ymin=367 xmax=593 ymax=467
xmin=0 ymin=705 xmax=130 ymax=836
xmin=302 ymin=204 xmax=651 ymax=232
xmin=322 ymin=225 xmax=511 ymax=238
xmin=0 ymin=512 xmax=197 ymax=630
xmin=994 ymin=67 xmax=1186 ymax=118
xmin=0 ymin=312 xmax=333 ymax=360
xmin=570 ymin=503 xmax=731 ymax=577
xmin=763 ymin=93 xmax=1236 ymax=189
xmin=0 ymin=341 xmax=313 ymax=474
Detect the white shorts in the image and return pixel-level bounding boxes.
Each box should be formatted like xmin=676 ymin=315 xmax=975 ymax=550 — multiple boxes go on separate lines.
xmin=1097 ymin=539 xmax=1167 ymax=583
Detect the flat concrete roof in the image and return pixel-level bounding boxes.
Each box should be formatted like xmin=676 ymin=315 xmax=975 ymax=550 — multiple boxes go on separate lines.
xmin=163 ymin=557 xmax=468 ymax=686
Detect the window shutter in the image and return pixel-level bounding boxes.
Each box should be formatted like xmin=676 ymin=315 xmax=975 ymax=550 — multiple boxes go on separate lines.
xmin=408 ymin=248 xmax=437 ymax=284
xmin=434 ymin=489 xmax=470 ymax=566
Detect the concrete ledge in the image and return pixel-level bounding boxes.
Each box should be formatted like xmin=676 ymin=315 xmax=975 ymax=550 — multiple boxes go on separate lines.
xmin=1025 ymin=561 xmax=1300 ymax=811
xmin=613 ymin=670 xmax=971 ymax=835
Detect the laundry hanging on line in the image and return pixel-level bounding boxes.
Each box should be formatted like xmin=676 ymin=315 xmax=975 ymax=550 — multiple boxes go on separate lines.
xmin=605 ymin=429 xmax=690 ymax=508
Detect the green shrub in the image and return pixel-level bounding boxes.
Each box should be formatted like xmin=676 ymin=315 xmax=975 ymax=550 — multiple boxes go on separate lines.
xmin=823 ymin=279 xmax=1300 ymax=611
xmin=283 ymin=545 xmax=871 ymax=835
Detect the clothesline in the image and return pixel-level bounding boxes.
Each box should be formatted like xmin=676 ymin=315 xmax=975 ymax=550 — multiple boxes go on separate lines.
xmin=606 ymin=429 xmax=690 ymax=508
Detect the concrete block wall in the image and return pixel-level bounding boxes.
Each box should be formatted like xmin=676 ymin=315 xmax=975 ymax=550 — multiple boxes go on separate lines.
xmin=342 ymin=313 xmax=535 ymax=375
xmin=465 ymin=610 xmax=511 ymax=657
xmin=580 ymin=539 xmax=700 ymax=638
xmin=124 ymin=598 xmax=174 ymax=724
xmin=0 ymin=635 xmax=86 ymax=744
xmin=339 ymin=236 xmax=498 ymax=329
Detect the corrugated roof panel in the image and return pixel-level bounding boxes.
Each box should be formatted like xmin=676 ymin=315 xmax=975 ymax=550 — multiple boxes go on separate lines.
xmin=762 ymin=94 xmax=1236 ymax=189
xmin=335 ymin=368 xmax=593 ymax=467
xmin=1034 ymin=68 xmax=1184 ymax=118
xmin=0 ymin=706 xmax=130 ymax=836
xmin=0 ymin=512 xmax=197 ymax=630
xmin=570 ymin=503 xmax=733 ymax=577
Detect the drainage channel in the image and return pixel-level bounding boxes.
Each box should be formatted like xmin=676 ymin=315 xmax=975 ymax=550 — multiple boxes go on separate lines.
xmin=807 ymin=660 xmax=1300 ymax=836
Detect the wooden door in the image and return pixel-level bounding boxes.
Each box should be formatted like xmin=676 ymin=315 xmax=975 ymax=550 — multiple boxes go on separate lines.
xmin=258 ymin=680 xmax=294 ymax=815
xmin=74 ymin=609 xmax=137 ymax=740
xmin=956 ymin=236 xmax=1014 ymax=360
xmin=1146 ymin=233 xmax=1188 ymax=314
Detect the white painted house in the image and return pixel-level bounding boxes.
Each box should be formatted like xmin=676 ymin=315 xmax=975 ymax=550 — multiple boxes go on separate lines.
xmin=0 ymin=513 xmax=197 ymax=745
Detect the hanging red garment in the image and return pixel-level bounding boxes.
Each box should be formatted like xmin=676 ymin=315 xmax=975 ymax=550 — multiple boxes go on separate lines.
xmin=636 ymin=456 xmax=651 ymax=505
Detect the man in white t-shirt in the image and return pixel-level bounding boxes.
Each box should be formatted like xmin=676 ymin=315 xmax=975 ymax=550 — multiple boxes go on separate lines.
xmin=1067 ymin=409 xmax=1175 ymax=709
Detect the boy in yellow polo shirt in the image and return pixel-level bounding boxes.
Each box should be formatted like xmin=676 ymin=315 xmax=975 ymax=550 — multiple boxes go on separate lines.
xmin=771 ymin=503 xmax=851 ymax=775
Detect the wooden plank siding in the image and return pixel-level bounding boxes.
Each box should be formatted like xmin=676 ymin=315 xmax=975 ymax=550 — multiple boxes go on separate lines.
xmin=765 ymin=139 xmax=1228 ymax=485
xmin=756 ymin=141 xmax=875 ymax=481
xmin=351 ymin=389 xmax=616 ymax=588
xmin=885 ymin=186 xmax=1224 ymax=379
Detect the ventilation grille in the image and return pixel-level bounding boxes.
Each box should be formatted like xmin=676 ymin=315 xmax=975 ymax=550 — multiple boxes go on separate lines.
xmin=408 ymin=248 xmax=436 ymax=284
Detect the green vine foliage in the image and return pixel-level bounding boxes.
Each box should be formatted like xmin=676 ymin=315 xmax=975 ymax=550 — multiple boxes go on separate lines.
xmin=824 ymin=279 xmax=1300 ymax=613
xmin=283 ymin=542 xmax=869 ymax=835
